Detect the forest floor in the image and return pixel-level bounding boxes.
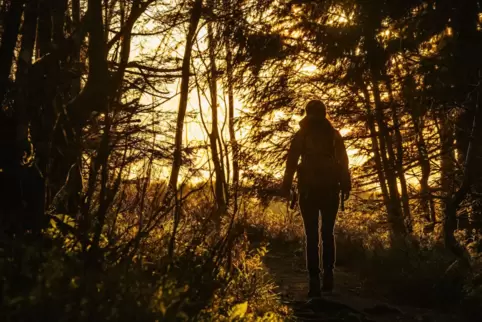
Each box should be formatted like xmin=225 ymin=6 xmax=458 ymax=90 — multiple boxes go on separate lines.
xmin=261 ymin=241 xmax=469 ymax=322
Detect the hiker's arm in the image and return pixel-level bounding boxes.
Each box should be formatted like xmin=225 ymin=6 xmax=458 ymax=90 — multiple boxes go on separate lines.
xmin=281 ymin=131 xmax=303 ymax=194
xmin=335 ymin=131 xmax=351 ymax=193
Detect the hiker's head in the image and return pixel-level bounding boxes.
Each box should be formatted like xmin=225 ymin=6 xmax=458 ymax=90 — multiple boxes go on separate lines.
xmin=305 ymin=100 xmax=326 ymax=119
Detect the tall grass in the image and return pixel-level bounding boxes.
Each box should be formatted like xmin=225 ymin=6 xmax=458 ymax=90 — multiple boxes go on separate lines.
xmin=244 ymin=196 xmax=482 ymax=318
xmin=0 ymin=183 xmax=291 ymax=321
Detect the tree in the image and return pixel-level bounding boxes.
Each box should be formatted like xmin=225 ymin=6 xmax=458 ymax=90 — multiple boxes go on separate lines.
xmin=167 ymin=0 xmax=203 ymax=197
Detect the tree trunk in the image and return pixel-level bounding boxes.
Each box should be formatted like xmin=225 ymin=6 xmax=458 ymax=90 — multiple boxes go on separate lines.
xmin=82 ymin=0 xmax=111 ymax=261
xmin=207 ymin=1 xmax=227 ymax=218
xmin=0 ymin=0 xmax=24 ymax=102
xmin=436 ymin=107 xmax=462 ymax=255
xmin=363 ymin=22 xmax=407 ymax=237
xmin=71 ymin=0 xmax=81 ymax=96
xmin=224 ymin=0 xmax=240 ymax=212
xmin=399 ymin=68 xmax=436 ymax=225
xmin=451 ymin=0 xmax=482 ymax=232
xmin=15 ymin=0 xmax=38 ymax=144
xmin=52 ymin=0 xmax=68 ymax=46
xmin=37 ymin=0 xmax=52 ymax=58
xmin=386 ymin=80 xmax=412 ymax=231
xmin=444 ymin=96 xmax=481 ymax=264
xmin=413 ymin=109 xmax=436 ymax=223
xmin=360 ymin=81 xmax=406 ymax=238
xmin=439 ymin=110 xmax=456 ymax=209
xmin=167 ymin=0 xmax=202 ymax=194
xmin=226 ymin=42 xmax=240 ymax=208
xmin=0 ymin=0 xmax=32 ymax=234
xmin=370 ymin=76 xmax=406 ymax=237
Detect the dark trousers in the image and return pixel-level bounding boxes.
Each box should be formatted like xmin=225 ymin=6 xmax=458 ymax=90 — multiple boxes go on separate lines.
xmin=299 ymin=189 xmax=339 ymax=277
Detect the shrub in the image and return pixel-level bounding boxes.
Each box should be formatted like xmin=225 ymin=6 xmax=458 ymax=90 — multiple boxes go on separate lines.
xmin=0 ymin=195 xmax=290 ymax=321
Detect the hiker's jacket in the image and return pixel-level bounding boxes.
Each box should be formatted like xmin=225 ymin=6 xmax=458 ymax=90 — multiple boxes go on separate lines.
xmin=282 ymin=116 xmax=351 ymax=194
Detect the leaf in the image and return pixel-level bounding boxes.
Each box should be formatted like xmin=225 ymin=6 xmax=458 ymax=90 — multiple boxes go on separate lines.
xmin=229 ymin=302 xmax=248 ymax=321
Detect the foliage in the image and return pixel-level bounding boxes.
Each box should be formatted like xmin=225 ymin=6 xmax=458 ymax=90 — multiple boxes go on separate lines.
xmin=0 ymin=198 xmax=289 ymax=321
xmin=242 ymin=197 xmax=481 ymax=315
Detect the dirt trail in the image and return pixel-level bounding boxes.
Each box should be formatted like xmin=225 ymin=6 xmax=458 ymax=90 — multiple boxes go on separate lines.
xmin=263 ymin=242 xmax=465 ymax=322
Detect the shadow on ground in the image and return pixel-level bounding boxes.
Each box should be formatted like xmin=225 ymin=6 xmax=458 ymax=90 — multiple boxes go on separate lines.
xmin=262 ymin=241 xmax=467 ymax=322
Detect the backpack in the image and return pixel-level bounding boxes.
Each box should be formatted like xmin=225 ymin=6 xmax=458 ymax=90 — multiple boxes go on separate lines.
xmin=296 ymin=124 xmax=342 ymax=191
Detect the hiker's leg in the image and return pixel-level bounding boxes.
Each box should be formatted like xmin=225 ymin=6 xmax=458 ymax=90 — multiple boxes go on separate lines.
xmin=320 ymin=191 xmax=339 ymax=292
xmin=300 ymin=193 xmax=321 ymax=297
xmin=300 ymin=194 xmax=321 ymax=278
xmin=320 ymin=192 xmax=339 ymax=273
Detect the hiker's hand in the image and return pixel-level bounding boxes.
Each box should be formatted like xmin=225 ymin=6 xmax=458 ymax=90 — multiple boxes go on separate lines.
xmin=342 ymin=190 xmax=350 ymax=201
xmin=278 ymin=186 xmax=291 ymax=200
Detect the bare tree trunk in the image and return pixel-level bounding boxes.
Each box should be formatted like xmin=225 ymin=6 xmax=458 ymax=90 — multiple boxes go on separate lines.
xmin=0 ymin=0 xmax=24 ymax=102
xmin=49 ymin=0 xmax=74 ymax=201
xmin=71 ymin=0 xmax=81 ymax=96
xmin=112 ymin=0 xmax=140 ymax=96
xmin=370 ymin=75 xmax=406 ymax=237
xmin=167 ymin=0 xmax=202 ymax=194
xmin=435 ymin=107 xmax=461 ymax=254
xmin=85 ymin=0 xmax=108 ymax=104
xmin=16 ymin=0 xmax=45 ymax=232
xmin=207 ymin=1 xmax=227 ymax=218
xmin=398 ymin=67 xmax=436 ymax=225
xmin=386 ymin=81 xmax=412 ymax=231
xmin=360 ymin=82 xmax=406 ymax=238
xmin=439 ymin=110 xmax=456 ymax=207
xmin=412 ymin=105 xmax=436 ymax=223
xmin=226 ymin=46 xmax=239 ymax=206
xmin=15 ymin=0 xmax=38 ymax=143
xmin=224 ymin=0 xmax=240 ymax=213
xmin=37 ymin=0 xmax=52 ymax=58
xmin=34 ymin=0 xmax=56 ymax=203
xmin=362 ymin=23 xmax=407 ymax=237
xmin=52 ymin=0 xmax=68 ymax=45
xmin=418 ymin=118 xmax=436 ymax=220
xmin=444 ymin=96 xmax=481 ymax=265
xmin=77 ymin=0 xmax=110 ymax=255
xmin=0 ymin=0 xmax=41 ymax=235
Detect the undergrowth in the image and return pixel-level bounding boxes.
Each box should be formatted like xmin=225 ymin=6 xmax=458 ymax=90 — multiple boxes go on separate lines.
xmin=244 ymin=196 xmax=482 ymax=319
xmin=0 ymin=188 xmax=291 ymax=321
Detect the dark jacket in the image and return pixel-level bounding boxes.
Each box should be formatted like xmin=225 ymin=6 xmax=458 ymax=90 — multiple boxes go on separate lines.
xmin=282 ymin=115 xmax=351 ymax=194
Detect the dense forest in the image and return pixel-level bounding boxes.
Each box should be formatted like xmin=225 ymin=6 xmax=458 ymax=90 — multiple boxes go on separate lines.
xmin=0 ymin=0 xmax=482 ymax=321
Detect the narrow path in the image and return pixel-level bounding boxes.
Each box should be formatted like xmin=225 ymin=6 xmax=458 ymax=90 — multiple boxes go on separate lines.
xmin=262 ymin=242 xmax=465 ymax=322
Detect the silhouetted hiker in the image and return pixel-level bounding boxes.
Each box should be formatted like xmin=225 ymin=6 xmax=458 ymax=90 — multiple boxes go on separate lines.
xmin=280 ymin=100 xmax=351 ymax=298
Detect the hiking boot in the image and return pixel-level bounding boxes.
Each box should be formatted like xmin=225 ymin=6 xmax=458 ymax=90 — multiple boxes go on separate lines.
xmin=308 ymin=276 xmax=321 ymax=298
xmin=322 ymin=270 xmax=334 ymax=292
